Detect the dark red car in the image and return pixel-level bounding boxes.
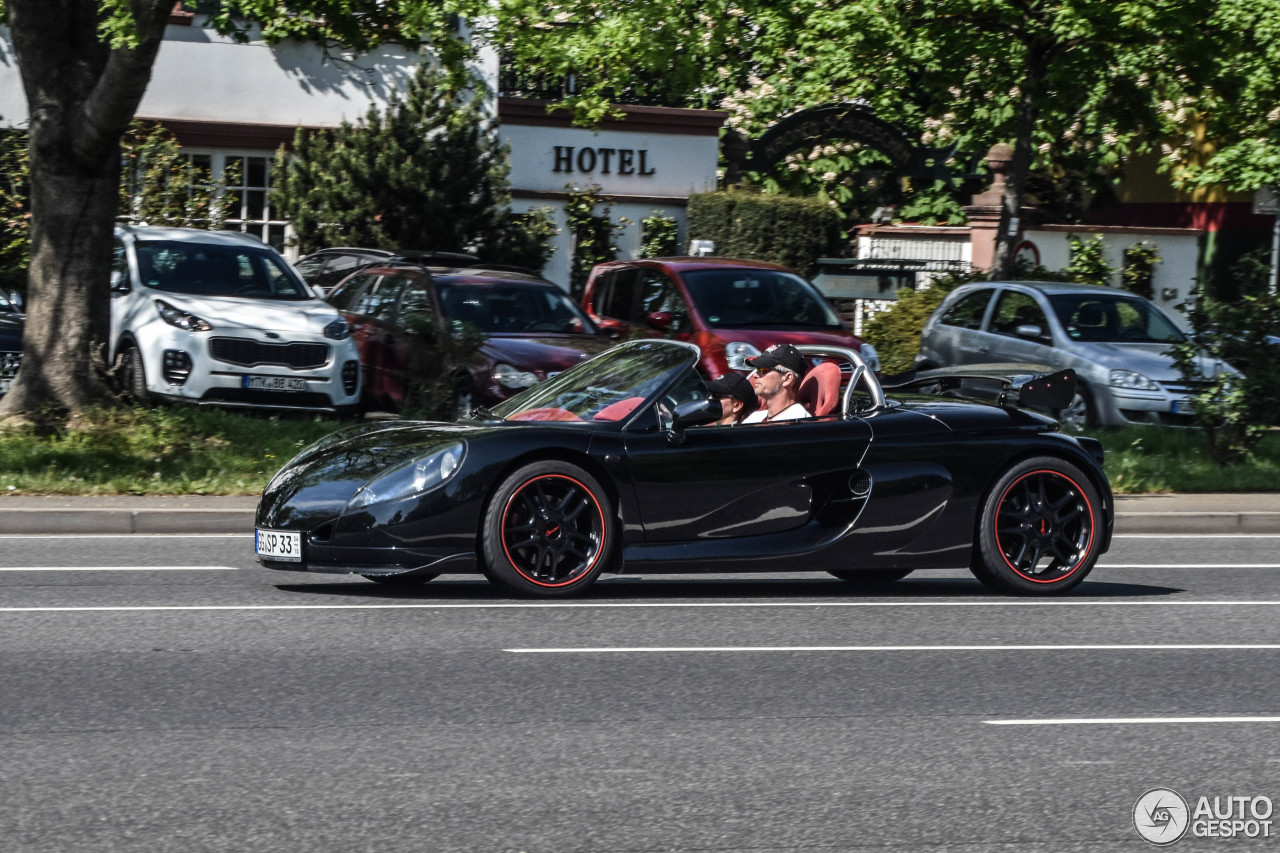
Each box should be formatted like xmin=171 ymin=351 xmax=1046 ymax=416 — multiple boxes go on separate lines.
xmin=327 ymin=259 xmax=610 ymax=416
xmin=580 ymin=257 xmax=878 ymax=378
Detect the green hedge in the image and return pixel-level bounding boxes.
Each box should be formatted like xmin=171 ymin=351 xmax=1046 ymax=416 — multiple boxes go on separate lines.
xmin=686 ymin=190 xmax=842 ymax=276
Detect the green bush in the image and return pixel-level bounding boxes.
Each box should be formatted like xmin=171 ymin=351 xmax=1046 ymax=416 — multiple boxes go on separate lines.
xmin=861 ymin=271 xmax=983 ymax=375
xmin=687 ymin=190 xmax=842 ymax=277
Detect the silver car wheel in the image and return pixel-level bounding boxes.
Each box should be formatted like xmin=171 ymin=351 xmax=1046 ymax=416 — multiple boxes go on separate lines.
xmin=1058 ymin=390 xmax=1091 ymax=431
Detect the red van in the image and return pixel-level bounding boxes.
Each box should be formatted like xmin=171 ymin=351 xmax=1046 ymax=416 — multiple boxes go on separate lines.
xmin=580 ymin=257 xmax=878 ymax=378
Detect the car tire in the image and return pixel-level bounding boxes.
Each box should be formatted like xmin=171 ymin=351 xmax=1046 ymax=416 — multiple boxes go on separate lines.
xmin=361 ymin=573 xmax=439 ymax=586
xmin=481 ymin=460 xmax=616 ymax=597
xmin=120 ymin=344 xmax=151 ymax=404
xmin=828 ymin=568 xmax=913 ymax=584
xmin=970 ymin=456 xmax=1103 ymax=595
xmin=1057 ymin=385 xmax=1094 ymax=431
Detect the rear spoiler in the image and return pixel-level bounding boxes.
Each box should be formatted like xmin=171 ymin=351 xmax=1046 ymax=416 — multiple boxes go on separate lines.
xmin=882 ymin=365 xmax=1077 ymax=412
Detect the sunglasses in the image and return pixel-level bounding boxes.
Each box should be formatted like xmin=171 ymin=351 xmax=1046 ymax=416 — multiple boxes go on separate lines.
xmin=752 ymin=365 xmax=791 ymax=377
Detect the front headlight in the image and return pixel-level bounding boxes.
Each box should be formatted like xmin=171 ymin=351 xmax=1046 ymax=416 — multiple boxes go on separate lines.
xmin=155 ymin=300 xmax=213 ymax=332
xmin=724 ymin=342 xmax=761 ymax=371
xmin=858 ymin=342 xmax=881 ymax=372
xmin=323 ymin=318 xmax=350 ymax=340
xmin=346 ymin=443 xmax=465 ymax=511
xmin=493 ymin=362 xmax=538 ymax=390
xmin=1109 ymin=369 xmax=1160 ymax=391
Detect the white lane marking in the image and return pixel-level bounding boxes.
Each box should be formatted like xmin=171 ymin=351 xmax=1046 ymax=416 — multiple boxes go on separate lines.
xmin=506 ymin=644 xmax=1280 ymax=653
xmin=1098 ymin=564 xmax=1280 ymax=568
xmin=1115 ymin=533 xmax=1280 ymax=539
xmin=7 ymin=600 xmax=1280 ymax=613
xmin=986 ymin=716 xmax=1280 ymax=726
xmin=0 ymin=566 xmax=238 ymax=572
xmin=0 ymin=534 xmax=246 ymax=539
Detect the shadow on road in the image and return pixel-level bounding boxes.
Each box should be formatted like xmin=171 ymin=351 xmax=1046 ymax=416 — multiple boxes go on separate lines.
xmin=274 ymin=574 xmax=1183 ymax=601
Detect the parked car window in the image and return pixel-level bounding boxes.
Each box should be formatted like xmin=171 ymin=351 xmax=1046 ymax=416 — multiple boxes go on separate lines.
xmin=352 ymin=275 xmax=405 ymax=320
xmin=599 ymin=268 xmax=641 ymax=322
xmin=638 ymin=269 xmax=685 ymax=317
xmin=134 ymin=240 xmax=311 ymax=300
xmin=327 ymin=273 xmax=377 ymax=312
xmin=681 ymin=268 xmax=841 ymax=329
xmin=438 ymin=282 xmax=595 ymax=334
xmin=293 ymin=255 xmax=327 ymax=282
xmin=990 ymin=291 xmax=1050 ymax=338
xmin=939 ymin=289 xmax=994 ymax=329
xmin=397 ymin=278 xmax=437 ymax=335
xmin=1049 ymin=293 xmax=1184 ymax=343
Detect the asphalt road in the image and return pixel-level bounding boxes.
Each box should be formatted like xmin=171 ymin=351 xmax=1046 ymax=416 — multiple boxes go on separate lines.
xmin=3 ymin=534 xmax=1280 ymax=852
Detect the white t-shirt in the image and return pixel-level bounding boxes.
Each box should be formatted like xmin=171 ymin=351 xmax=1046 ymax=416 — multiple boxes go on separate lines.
xmin=742 ymin=402 xmax=809 ymax=424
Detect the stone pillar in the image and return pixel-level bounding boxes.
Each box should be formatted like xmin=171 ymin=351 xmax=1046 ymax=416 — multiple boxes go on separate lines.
xmin=963 ymin=143 xmax=1012 ymax=273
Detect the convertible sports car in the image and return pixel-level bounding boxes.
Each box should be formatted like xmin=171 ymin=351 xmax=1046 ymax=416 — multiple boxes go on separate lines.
xmin=255 ymin=339 xmax=1113 ymax=597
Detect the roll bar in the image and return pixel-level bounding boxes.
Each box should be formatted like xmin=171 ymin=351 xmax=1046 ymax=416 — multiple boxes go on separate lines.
xmin=792 ymin=345 xmax=886 ymax=417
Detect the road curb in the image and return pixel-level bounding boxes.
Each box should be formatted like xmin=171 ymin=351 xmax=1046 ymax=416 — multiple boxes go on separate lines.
xmin=0 ymin=508 xmax=253 ymax=535
xmin=1114 ymin=511 xmax=1280 ymax=534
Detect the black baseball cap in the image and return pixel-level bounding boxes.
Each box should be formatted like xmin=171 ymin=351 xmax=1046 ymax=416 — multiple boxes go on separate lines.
xmin=746 ymin=343 xmax=807 ymax=377
xmin=707 ymin=372 xmax=759 ymax=409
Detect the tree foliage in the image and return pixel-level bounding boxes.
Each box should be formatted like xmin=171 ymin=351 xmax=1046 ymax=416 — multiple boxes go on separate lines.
xmin=271 ymin=64 xmax=520 ymax=258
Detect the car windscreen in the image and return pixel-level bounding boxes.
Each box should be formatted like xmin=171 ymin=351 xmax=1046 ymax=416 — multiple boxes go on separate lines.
xmin=1049 ymin=293 xmax=1185 ymax=343
xmin=490 ymin=339 xmax=696 ymax=423
xmin=135 ymin=240 xmax=312 ymax=301
xmin=436 ymin=282 xmax=598 ymax=335
xmin=681 ymin=268 xmax=843 ymax=329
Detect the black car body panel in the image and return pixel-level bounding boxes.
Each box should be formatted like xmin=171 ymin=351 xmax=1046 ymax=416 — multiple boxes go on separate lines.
xmin=256 ymin=340 xmax=1113 ymax=590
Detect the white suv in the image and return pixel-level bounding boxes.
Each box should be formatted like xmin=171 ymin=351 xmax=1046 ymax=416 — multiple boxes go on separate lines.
xmin=110 ymin=226 xmax=360 ymax=413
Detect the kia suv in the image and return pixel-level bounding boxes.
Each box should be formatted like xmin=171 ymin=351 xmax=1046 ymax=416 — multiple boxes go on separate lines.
xmin=110 ymin=226 xmax=361 ymax=413
xmin=580 ymin=257 xmax=878 ymax=378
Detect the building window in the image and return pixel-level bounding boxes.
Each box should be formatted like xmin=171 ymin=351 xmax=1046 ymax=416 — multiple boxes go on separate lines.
xmin=184 ymin=150 xmax=289 ymax=252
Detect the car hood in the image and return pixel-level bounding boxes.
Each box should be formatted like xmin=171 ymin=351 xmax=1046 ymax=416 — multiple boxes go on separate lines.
xmin=480 ymin=334 xmax=613 ymax=370
xmin=257 ymin=420 xmax=495 ymax=528
xmin=0 ymin=313 xmax=21 ymax=347
xmin=710 ymin=327 xmax=862 ymax=347
xmin=1067 ymin=341 xmax=1233 ymax=380
xmin=144 ymin=291 xmax=339 ymax=333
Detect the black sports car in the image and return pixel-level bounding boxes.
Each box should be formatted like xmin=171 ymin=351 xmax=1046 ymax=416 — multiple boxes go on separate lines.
xmin=255 ymin=339 xmax=1112 ymax=596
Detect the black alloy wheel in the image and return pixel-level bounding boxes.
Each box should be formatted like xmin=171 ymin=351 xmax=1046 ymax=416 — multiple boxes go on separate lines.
xmin=481 ymin=460 xmax=615 ymax=597
xmin=972 ymin=456 xmax=1102 ymax=595
xmin=828 ymin=568 xmax=913 ymax=584
xmin=361 ymin=573 xmax=440 ymax=586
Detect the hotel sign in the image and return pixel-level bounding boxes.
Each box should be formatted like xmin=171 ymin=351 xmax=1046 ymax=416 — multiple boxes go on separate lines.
xmin=552 ymin=145 xmax=656 ymax=176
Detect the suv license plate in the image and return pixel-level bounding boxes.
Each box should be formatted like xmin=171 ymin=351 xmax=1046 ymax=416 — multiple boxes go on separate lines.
xmin=244 ymin=375 xmax=306 ymax=392
xmin=256 ymin=529 xmax=302 ymax=562
xmin=1171 ymin=399 xmax=1192 ymax=414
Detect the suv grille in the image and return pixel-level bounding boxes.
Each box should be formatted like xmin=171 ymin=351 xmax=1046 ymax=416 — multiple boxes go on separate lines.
xmin=210 ymin=337 xmax=329 ymax=370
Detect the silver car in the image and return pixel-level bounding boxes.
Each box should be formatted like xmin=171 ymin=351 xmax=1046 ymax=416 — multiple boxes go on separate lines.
xmin=915 ymin=281 xmax=1231 ymax=428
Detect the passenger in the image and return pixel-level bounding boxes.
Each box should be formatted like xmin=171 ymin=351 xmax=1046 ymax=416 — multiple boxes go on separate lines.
xmin=706 ymin=372 xmax=759 ymax=425
xmin=743 ymin=343 xmax=809 ymax=423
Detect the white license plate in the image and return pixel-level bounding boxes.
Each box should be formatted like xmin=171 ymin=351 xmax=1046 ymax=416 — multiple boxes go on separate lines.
xmin=243 ymin=375 xmax=306 ymax=392
xmin=256 ymin=528 xmax=302 ymax=562
xmin=1171 ymin=399 xmax=1192 ymax=414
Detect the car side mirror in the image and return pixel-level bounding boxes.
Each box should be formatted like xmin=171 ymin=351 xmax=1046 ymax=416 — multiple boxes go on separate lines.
xmin=110 ymin=270 xmax=130 ymax=294
xmin=1014 ymin=323 xmax=1045 ymax=341
xmin=666 ymin=398 xmax=721 ymax=444
xmin=646 ymin=311 xmax=675 ymax=332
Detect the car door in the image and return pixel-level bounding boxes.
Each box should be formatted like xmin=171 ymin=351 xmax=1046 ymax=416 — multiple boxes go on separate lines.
xmin=983 ymin=288 xmax=1061 ymax=368
xmin=589 ymin=267 xmax=641 ymax=339
xmin=389 ymin=274 xmax=442 ymax=408
xmin=620 ymin=371 xmax=873 ymax=544
xmin=635 ymin=267 xmax=690 ymax=338
xmin=927 ymin=287 xmax=996 ymax=366
xmin=330 ymin=272 xmax=405 ymax=407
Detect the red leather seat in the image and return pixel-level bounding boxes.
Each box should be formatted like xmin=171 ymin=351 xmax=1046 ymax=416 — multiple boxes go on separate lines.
xmin=797 ymin=362 xmax=841 ymax=416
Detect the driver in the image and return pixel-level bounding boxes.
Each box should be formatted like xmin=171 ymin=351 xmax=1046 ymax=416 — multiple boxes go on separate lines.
xmin=706 ymin=372 xmax=759 ymax=425
xmin=743 ymin=343 xmax=808 ymax=423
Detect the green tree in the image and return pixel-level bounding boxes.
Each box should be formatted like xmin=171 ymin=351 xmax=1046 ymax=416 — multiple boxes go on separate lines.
xmin=120 ymin=122 xmax=232 ymax=229
xmin=0 ymin=125 xmax=30 ymax=298
xmin=272 ymin=64 xmax=517 ymax=258
xmin=0 ymin=0 xmax=474 ymax=418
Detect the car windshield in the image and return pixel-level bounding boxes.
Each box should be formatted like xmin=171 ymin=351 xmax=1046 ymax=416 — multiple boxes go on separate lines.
xmin=490 ymin=339 xmax=696 ymax=423
xmin=1048 ymin=293 xmax=1185 ymax=344
xmin=681 ymin=268 xmax=843 ymax=329
xmin=437 ymin=282 xmax=597 ymax=335
xmin=135 ymin=240 xmax=312 ymax=301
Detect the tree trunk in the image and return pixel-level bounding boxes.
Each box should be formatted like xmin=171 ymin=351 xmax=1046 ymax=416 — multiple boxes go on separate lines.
xmin=992 ymin=51 xmax=1047 ymax=280
xmin=0 ymin=0 xmax=171 ymax=415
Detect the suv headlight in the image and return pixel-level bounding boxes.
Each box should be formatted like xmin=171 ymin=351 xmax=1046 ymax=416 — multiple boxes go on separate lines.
xmin=1109 ymin=369 xmax=1159 ymax=391
xmin=494 ymin=362 xmax=538 ymax=390
xmin=724 ymin=342 xmax=761 ymax=371
xmin=346 ymin=443 xmax=465 ymax=511
xmin=323 ymin=318 xmax=350 ymax=340
xmin=858 ymin=342 xmax=881 ymax=372
xmin=155 ymin=300 xmax=213 ymax=332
